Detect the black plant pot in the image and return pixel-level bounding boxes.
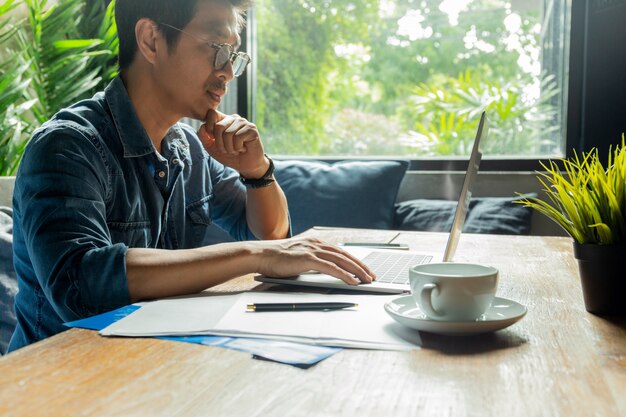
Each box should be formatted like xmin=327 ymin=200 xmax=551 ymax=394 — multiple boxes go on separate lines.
xmin=573 ymin=242 xmax=626 ymax=316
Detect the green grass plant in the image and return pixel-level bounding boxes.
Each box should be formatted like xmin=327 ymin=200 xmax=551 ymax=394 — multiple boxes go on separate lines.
xmin=517 ymin=137 xmax=626 ymax=244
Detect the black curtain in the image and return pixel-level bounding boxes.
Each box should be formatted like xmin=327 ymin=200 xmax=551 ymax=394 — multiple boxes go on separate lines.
xmin=567 ymin=0 xmax=626 ymax=163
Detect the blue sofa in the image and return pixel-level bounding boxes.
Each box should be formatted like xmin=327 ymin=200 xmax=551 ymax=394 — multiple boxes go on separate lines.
xmin=0 ymin=207 xmax=16 ymax=355
xmin=205 ymin=159 xmax=533 ymax=242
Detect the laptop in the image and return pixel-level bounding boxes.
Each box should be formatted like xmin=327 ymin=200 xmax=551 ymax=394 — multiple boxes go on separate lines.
xmin=255 ymin=111 xmax=488 ymax=294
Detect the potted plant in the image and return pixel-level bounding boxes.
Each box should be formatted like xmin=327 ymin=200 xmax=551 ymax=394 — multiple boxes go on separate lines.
xmin=517 ymin=139 xmax=626 ymax=315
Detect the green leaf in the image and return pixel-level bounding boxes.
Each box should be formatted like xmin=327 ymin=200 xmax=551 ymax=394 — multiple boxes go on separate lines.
xmin=0 ymin=0 xmax=119 ymax=174
xmin=52 ymin=38 xmax=101 ymax=49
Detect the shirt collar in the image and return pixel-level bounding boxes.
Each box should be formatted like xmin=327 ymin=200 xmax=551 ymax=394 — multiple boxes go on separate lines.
xmin=161 ymin=126 xmax=192 ymax=165
xmin=105 ymin=76 xmax=158 ymax=158
xmin=105 ymin=76 xmax=193 ymax=162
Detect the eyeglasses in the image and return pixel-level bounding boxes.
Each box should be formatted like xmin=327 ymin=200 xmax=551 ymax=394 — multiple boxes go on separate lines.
xmin=159 ymin=23 xmax=251 ymax=77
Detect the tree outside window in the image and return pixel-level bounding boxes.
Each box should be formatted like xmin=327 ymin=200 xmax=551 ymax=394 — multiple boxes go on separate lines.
xmin=255 ymin=0 xmax=569 ymax=158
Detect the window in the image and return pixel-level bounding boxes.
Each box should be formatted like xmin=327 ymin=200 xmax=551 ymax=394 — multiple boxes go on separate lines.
xmin=248 ymin=0 xmax=571 ymax=161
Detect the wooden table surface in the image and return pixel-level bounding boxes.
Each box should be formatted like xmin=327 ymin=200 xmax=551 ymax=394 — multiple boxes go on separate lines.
xmin=1 ymin=228 xmax=624 ymax=417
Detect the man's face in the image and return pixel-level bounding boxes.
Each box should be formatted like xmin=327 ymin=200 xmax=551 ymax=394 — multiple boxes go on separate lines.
xmin=154 ymin=0 xmax=241 ymax=121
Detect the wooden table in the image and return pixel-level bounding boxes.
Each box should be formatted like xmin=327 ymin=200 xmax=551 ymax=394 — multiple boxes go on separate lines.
xmin=1 ymin=228 xmax=624 ymax=417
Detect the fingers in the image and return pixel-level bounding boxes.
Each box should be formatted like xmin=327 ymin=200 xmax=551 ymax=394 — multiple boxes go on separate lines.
xmin=314 ymin=242 xmax=376 ymax=282
xmin=260 ymin=238 xmax=376 ymax=286
xmin=308 ymin=258 xmax=363 ymax=285
xmin=309 ymin=248 xmax=376 ymax=285
xmin=220 ymin=118 xmax=250 ymax=154
xmin=203 ymin=113 xmax=260 ymax=156
xmin=197 ymin=108 xmax=223 ymax=147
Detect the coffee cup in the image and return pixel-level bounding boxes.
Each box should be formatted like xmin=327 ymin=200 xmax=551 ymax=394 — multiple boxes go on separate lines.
xmin=409 ymin=262 xmax=499 ymax=321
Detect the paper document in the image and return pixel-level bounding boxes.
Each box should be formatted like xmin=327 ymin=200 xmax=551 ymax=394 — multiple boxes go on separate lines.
xmin=100 ymin=292 xmax=421 ymax=350
xmin=65 ymin=304 xmax=340 ymax=367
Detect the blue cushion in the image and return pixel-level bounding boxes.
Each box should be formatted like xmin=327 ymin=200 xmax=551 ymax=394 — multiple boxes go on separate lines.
xmin=0 ymin=207 xmax=17 ymax=355
xmin=275 ymin=160 xmax=409 ymax=235
xmin=393 ymin=195 xmax=535 ymax=235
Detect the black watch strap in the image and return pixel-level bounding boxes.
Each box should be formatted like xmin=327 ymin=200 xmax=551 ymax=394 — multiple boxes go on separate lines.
xmin=239 ymin=155 xmax=276 ymax=189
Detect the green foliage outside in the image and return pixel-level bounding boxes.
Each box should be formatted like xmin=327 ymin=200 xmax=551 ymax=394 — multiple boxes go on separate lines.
xmin=0 ymin=0 xmax=567 ymax=175
xmin=255 ymin=0 xmax=382 ymax=155
xmin=399 ymin=69 xmax=560 ymax=156
xmin=256 ymin=0 xmax=564 ymax=157
xmin=0 ymin=0 xmax=117 ymax=176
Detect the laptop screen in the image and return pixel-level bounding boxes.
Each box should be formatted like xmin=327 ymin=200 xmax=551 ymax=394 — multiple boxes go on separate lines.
xmin=442 ymin=111 xmax=488 ymax=262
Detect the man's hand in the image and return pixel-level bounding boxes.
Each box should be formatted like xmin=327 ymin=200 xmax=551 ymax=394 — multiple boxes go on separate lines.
xmin=127 ymin=236 xmax=377 ymax=302
xmin=253 ymin=237 xmax=377 ymax=285
xmin=197 ymin=109 xmax=268 ymax=178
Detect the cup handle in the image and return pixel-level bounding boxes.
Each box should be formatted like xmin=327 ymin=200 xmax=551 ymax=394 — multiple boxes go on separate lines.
xmin=420 ymin=283 xmax=443 ymax=318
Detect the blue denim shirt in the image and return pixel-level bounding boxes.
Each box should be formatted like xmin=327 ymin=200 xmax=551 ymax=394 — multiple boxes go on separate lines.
xmin=8 ymin=77 xmax=257 ymax=351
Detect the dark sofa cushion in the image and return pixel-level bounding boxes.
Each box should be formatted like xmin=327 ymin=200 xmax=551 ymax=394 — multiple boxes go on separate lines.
xmin=274 ymin=160 xmax=409 ymax=235
xmin=0 ymin=207 xmax=17 ymax=355
xmin=393 ymin=195 xmax=535 ymax=235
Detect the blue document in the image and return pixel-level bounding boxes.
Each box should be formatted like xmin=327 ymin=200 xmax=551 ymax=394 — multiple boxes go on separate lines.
xmin=64 ymin=305 xmax=340 ymax=368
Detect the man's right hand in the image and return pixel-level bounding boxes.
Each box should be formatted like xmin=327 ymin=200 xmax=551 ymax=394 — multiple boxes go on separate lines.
xmin=197 ymin=109 xmax=267 ymax=178
xmin=253 ymin=237 xmax=376 ymax=285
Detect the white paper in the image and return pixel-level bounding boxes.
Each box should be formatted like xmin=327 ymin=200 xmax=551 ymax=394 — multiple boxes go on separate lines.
xmin=100 ymin=293 xmax=239 ymax=336
xmin=101 ymin=292 xmax=421 ymax=351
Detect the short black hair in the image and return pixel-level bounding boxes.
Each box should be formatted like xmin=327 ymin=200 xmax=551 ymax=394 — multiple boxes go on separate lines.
xmin=115 ymin=0 xmax=252 ymax=71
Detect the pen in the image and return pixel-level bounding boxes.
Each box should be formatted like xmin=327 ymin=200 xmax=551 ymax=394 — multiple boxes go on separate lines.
xmin=246 ymin=302 xmax=358 ymax=312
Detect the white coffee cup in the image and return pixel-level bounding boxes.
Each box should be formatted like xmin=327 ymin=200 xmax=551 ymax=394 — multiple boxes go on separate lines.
xmin=409 ymin=262 xmax=499 ymax=321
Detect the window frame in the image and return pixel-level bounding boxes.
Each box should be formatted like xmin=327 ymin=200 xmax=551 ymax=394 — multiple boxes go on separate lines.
xmin=236 ymin=1 xmax=601 ymax=172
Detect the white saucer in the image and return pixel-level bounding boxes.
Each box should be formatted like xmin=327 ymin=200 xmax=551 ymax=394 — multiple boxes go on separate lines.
xmin=384 ymin=295 xmax=527 ymax=336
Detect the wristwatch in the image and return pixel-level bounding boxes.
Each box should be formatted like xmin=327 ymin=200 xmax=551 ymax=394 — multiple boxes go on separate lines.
xmin=239 ymin=154 xmax=276 ymax=189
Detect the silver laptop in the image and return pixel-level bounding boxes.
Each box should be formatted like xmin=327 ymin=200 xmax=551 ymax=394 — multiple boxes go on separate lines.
xmin=256 ymin=111 xmax=488 ymax=294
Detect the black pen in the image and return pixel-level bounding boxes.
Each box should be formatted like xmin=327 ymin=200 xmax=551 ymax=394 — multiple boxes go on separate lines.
xmin=246 ymin=302 xmax=358 ymax=312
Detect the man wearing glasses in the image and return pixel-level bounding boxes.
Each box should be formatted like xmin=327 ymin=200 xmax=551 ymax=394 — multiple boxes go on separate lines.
xmin=8 ymin=0 xmax=374 ymax=352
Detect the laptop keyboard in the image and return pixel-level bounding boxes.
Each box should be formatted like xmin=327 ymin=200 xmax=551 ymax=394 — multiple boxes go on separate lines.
xmin=362 ymin=251 xmax=433 ymax=285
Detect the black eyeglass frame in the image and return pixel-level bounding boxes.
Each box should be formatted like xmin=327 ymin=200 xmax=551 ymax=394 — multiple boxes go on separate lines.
xmin=158 ymin=22 xmax=251 ymax=77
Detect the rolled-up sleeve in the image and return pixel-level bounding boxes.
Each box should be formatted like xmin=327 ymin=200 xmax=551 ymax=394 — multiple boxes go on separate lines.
xmin=206 ymin=156 xmax=293 ymax=241
xmin=14 ymin=124 xmax=130 ymax=321
xmin=206 ymin=157 xmax=258 ymax=241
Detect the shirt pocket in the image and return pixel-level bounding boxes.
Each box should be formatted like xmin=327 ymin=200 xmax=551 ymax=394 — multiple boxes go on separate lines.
xmin=186 ymin=195 xmax=215 ymax=244
xmin=107 ymin=221 xmax=152 ymax=247
xmin=186 ymin=195 xmax=213 ymax=225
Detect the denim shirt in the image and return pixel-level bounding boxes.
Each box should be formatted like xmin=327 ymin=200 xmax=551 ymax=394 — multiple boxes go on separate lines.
xmin=8 ymin=77 xmax=257 ymax=351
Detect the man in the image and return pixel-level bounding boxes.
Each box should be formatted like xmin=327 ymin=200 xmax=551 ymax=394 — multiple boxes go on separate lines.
xmin=8 ymin=0 xmax=374 ymax=352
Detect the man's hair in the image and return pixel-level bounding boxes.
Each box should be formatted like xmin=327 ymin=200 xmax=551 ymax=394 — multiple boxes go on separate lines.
xmin=115 ymin=0 xmax=252 ymax=71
